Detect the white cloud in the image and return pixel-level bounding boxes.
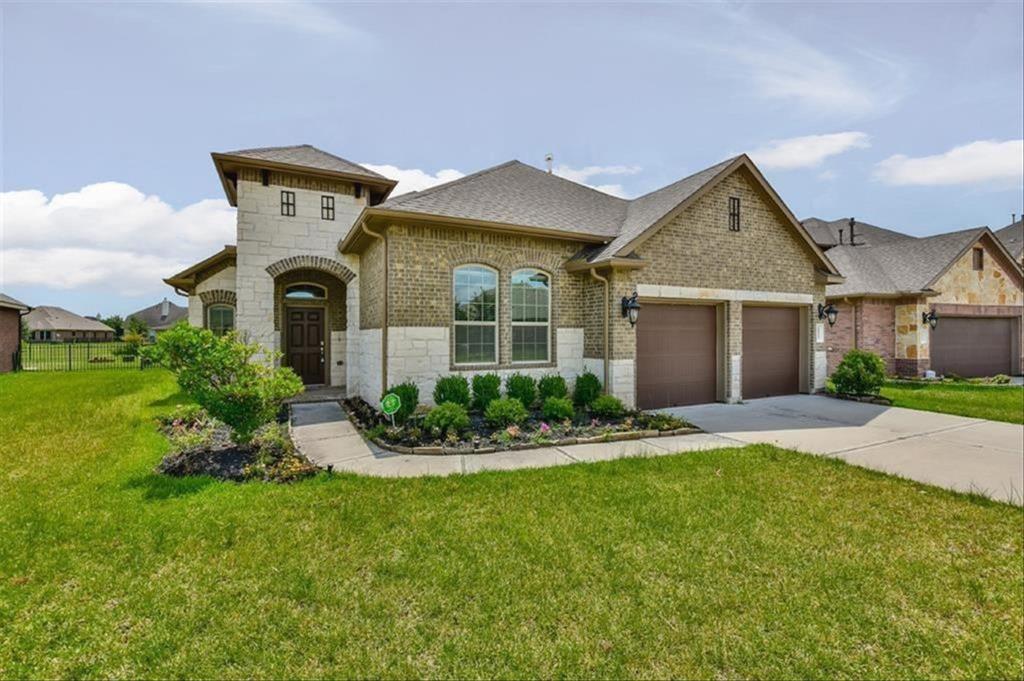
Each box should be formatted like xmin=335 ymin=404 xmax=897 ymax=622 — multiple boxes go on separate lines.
xmin=358 ymin=164 xmax=465 ymax=197
xmin=195 ymin=1 xmax=364 ymax=39
xmin=874 ymin=140 xmax=1024 ymax=186
xmin=1 ymin=183 xmax=235 ymax=296
xmin=553 ymin=164 xmax=642 ymax=198
xmin=749 ymin=132 xmax=871 ymax=170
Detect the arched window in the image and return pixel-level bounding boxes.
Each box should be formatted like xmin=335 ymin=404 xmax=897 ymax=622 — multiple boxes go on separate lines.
xmin=453 ymin=265 xmax=498 ymax=365
xmin=511 ymin=269 xmax=550 ymax=363
xmin=207 ymin=305 xmax=235 ymax=337
xmin=284 ymin=283 xmax=327 ymax=300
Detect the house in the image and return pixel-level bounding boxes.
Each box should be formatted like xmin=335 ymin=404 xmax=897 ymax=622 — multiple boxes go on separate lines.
xmin=803 ymin=217 xmax=1024 ymax=377
xmin=166 ymin=144 xmax=843 ymax=409
xmin=127 ymin=298 xmax=188 ymax=340
xmin=995 ymin=217 xmax=1023 ymax=265
xmin=24 ymin=306 xmax=115 ymax=342
xmin=0 ymin=293 xmax=29 ymax=373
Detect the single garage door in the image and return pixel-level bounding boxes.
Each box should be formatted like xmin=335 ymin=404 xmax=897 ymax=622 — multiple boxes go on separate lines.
xmin=742 ymin=306 xmax=800 ymax=399
xmin=931 ymin=316 xmax=1012 ymax=377
xmin=636 ymin=304 xmax=717 ymax=409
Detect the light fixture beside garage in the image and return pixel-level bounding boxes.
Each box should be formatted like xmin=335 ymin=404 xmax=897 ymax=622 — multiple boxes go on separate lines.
xmin=922 ymin=310 xmax=938 ymax=330
xmin=621 ymin=292 xmax=641 ymax=326
xmin=817 ymin=303 xmax=839 ymax=327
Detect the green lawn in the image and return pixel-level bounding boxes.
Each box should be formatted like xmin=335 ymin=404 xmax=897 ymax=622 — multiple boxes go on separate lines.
xmin=1 ymin=372 xmax=1021 ymax=679
xmin=881 ymin=380 xmax=1024 ymax=424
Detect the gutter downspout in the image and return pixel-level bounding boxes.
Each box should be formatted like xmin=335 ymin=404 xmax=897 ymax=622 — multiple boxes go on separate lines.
xmin=589 ymin=268 xmax=610 ymax=393
xmin=361 ymin=222 xmax=388 ymax=393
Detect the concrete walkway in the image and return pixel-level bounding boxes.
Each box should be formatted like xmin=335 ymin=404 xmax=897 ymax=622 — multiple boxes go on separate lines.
xmin=290 ymin=402 xmax=736 ymax=478
xmin=666 ymin=395 xmax=1024 ymax=505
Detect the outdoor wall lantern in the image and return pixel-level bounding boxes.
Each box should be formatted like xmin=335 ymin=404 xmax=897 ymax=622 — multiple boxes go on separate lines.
xmin=922 ymin=310 xmax=939 ymax=330
xmin=621 ymin=292 xmax=641 ymax=326
xmin=817 ymin=303 xmax=839 ymax=327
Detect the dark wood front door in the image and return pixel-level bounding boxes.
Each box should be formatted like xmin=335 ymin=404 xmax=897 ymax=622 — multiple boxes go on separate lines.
xmin=931 ymin=317 xmax=1012 ymax=377
xmin=287 ymin=307 xmax=325 ymax=385
xmin=636 ymin=304 xmax=718 ymax=409
xmin=742 ymin=306 xmax=800 ymax=399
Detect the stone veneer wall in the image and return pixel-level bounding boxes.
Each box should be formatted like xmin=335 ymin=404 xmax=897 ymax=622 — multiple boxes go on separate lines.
xmin=189 ymin=265 xmax=237 ymax=328
xmin=234 ymin=173 xmax=364 ymax=388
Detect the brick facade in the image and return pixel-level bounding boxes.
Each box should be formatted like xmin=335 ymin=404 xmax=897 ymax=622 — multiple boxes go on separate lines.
xmin=0 ymin=308 xmax=20 ymax=373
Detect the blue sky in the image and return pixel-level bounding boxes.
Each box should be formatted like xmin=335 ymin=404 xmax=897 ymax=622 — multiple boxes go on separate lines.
xmin=2 ymin=1 xmax=1022 ymax=316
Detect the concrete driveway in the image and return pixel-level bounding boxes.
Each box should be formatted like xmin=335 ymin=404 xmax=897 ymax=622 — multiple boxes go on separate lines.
xmin=665 ymin=395 xmax=1024 ymax=505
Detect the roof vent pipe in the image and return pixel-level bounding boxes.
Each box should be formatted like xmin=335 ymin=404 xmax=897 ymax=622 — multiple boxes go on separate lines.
xmin=848 ymin=217 xmax=858 ymax=246
xmin=1014 ymin=213 xmax=1017 ymax=224
xmin=838 ymin=228 xmax=844 ymax=245
xmin=545 ymin=153 xmax=553 ymax=174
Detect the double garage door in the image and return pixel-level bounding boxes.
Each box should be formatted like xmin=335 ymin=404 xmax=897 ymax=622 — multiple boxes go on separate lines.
xmin=636 ymin=303 xmax=801 ymax=409
xmin=930 ymin=316 xmax=1014 ymax=377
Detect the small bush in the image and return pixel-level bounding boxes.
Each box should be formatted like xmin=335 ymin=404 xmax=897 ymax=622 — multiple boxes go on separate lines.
xmin=485 ymin=397 xmax=528 ymax=427
xmin=538 ymin=374 xmax=568 ymax=401
xmin=590 ymin=394 xmax=625 ymax=418
xmin=433 ymin=375 xmax=471 ymax=408
xmin=472 ymin=373 xmax=502 ymax=411
xmin=831 ymin=349 xmax=886 ymax=396
xmin=542 ymin=396 xmax=575 ymax=422
xmin=505 ymin=373 xmax=538 ymax=408
xmin=423 ymin=402 xmax=471 ymax=436
xmin=382 ymin=381 xmax=419 ymax=424
xmin=573 ymin=371 xmax=602 ymax=406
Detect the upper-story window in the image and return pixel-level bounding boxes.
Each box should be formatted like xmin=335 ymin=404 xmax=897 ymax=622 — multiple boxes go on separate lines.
xmin=208 ymin=305 xmax=235 ymax=337
xmin=285 ymin=283 xmax=327 ymax=300
xmin=453 ymin=265 xmax=498 ymax=365
xmin=728 ymin=196 xmax=741 ymax=232
xmin=321 ymin=195 xmax=335 ymax=221
xmin=511 ymin=269 xmax=550 ymax=363
xmin=281 ymin=190 xmax=296 ymax=217
xmin=972 ymin=247 xmax=984 ymax=271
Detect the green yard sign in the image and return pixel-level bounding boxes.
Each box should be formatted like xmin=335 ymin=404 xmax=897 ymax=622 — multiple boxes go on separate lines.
xmin=380 ymin=393 xmax=401 ymax=416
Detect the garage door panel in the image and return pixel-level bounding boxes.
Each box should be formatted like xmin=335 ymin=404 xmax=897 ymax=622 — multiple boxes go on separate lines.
xmin=743 ymin=306 xmax=800 ymax=399
xmin=637 ymin=304 xmax=717 ymax=409
xmin=931 ymin=317 xmax=1012 ymax=377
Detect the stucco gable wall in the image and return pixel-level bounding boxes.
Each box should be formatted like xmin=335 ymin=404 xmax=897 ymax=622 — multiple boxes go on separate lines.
xmin=931 ymin=239 xmax=1023 ymax=307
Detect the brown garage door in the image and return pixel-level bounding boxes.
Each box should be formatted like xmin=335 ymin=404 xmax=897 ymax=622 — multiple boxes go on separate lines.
xmin=636 ymin=304 xmax=717 ymax=409
xmin=931 ymin=317 xmax=1012 ymax=377
xmin=742 ymin=306 xmax=800 ymax=399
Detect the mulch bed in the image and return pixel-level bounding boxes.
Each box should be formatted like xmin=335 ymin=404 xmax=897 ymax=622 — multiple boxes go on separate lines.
xmin=825 ymin=392 xmax=893 ymax=406
xmin=342 ymin=397 xmax=701 ymax=456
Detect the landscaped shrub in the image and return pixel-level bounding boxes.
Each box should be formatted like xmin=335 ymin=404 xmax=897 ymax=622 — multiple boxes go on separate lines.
xmin=144 ymin=325 xmax=303 ymax=445
xmin=831 ymin=349 xmax=886 ymax=396
xmin=542 ymin=396 xmax=575 ymax=422
xmin=485 ymin=397 xmax=528 ymax=427
xmin=590 ymin=394 xmax=626 ymax=418
xmin=573 ymin=371 xmax=602 ymax=406
xmin=423 ymin=402 xmax=471 ymax=436
xmin=538 ymin=374 xmax=568 ymax=401
xmin=433 ymin=375 xmax=471 ymax=408
xmin=383 ymin=381 xmax=419 ymax=424
xmin=505 ymin=373 xmax=538 ymax=408
xmin=472 ymin=373 xmax=502 ymax=411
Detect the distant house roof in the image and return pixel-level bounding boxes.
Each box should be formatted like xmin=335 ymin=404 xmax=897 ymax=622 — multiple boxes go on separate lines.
xmin=801 ymin=217 xmax=913 ymax=249
xmin=994 ymin=218 xmax=1023 ymax=261
xmin=24 ymin=306 xmax=114 ymax=333
xmin=128 ymin=299 xmax=188 ymax=331
xmin=211 ymin=144 xmax=397 ymax=206
xmin=0 ymin=293 xmax=29 ymax=312
xmin=825 ymin=227 xmax=1022 ymax=298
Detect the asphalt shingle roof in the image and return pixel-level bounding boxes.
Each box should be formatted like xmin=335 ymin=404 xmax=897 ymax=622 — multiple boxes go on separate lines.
xmin=801 ymin=217 xmax=912 ymax=248
xmin=221 ymin=145 xmax=389 ymax=182
xmin=128 ymin=299 xmax=188 ymax=331
xmin=0 ymin=293 xmax=28 ymax=311
xmin=24 ymin=306 xmax=114 ymax=333
xmin=995 ymin=219 xmax=1023 ymax=260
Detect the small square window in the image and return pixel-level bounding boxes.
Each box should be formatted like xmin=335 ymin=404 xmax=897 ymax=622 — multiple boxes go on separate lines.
xmin=281 ymin=190 xmax=296 ymax=217
xmin=321 ymin=195 xmax=335 ymax=221
xmin=728 ymin=197 xmax=741 ymax=232
xmin=972 ymin=247 xmax=984 ymax=271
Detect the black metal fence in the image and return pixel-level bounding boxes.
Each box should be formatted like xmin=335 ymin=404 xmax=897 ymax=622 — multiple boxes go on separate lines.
xmin=17 ymin=342 xmax=151 ymax=372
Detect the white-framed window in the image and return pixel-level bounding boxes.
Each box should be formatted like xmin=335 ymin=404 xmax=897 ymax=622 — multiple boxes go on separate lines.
xmin=453 ymin=265 xmax=498 ymax=365
xmin=284 ymin=283 xmax=327 ymax=300
xmin=511 ymin=268 xmax=550 ymax=363
xmin=207 ymin=305 xmax=235 ymax=337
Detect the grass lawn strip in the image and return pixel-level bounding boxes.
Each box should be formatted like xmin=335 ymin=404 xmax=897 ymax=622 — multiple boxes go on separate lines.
xmin=1 ymin=371 xmax=1021 ymax=679
xmin=881 ymin=380 xmax=1024 ymax=424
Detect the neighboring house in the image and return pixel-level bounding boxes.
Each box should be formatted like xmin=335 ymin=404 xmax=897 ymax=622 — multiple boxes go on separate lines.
xmin=803 ymin=217 xmax=1024 ymax=377
xmin=127 ymin=298 xmax=188 ymax=340
xmin=994 ymin=217 xmax=1023 ymax=265
xmin=24 ymin=306 xmax=115 ymax=342
xmin=0 ymin=293 xmax=29 ymax=373
xmin=166 ymin=144 xmax=842 ymax=409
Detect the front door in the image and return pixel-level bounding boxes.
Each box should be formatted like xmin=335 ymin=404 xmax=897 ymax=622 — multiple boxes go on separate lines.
xmin=287 ymin=307 xmax=325 ymax=385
